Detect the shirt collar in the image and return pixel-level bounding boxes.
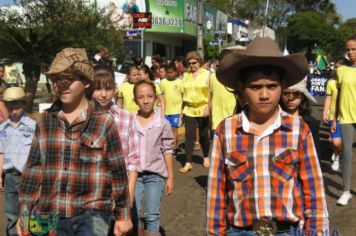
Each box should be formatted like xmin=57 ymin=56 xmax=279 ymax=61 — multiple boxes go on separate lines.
xmin=3 ymin=113 xmax=29 ymax=128
xmin=135 ymin=112 xmax=161 ymax=133
xmin=236 ymin=106 xmax=293 ymax=134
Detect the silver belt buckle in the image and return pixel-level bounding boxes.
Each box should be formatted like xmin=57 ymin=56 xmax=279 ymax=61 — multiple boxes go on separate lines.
xmin=252 ymin=218 xmax=277 ymax=236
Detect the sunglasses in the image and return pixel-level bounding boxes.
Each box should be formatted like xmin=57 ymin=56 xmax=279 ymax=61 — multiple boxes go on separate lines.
xmin=188 ymin=61 xmax=198 ymax=65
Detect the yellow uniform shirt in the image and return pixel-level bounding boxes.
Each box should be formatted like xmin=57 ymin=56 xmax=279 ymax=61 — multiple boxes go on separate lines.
xmin=160 ymin=78 xmax=183 ymax=115
xmin=182 ymin=68 xmax=210 ymax=117
xmin=325 ymin=79 xmax=338 ymax=120
xmin=117 ymin=81 xmax=163 ymax=115
xmin=210 ymin=73 xmax=237 ymax=130
xmin=336 ymin=66 xmax=356 ymax=124
xmin=118 ymin=82 xmax=138 ymax=114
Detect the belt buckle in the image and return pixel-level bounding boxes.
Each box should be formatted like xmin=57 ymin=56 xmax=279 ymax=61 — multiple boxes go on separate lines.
xmin=252 ymin=218 xmax=277 ymax=236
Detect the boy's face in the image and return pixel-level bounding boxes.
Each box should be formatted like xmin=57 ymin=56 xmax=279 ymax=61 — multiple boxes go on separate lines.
xmin=51 ymin=73 xmax=89 ymax=105
xmin=241 ymin=72 xmax=282 ymax=117
xmin=92 ymin=88 xmax=115 ymax=109
xmin=5 ymin=100 xmax=25 ymax=122
xmin=346 ymin=39 xmax=356 ymax=64
xmin=159 ymin=68 xmax=166 ymax=79
xmin=166 ymin=68 xmax=177 ymax=80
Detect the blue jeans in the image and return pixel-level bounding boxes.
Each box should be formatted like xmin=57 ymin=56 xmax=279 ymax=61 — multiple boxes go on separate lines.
xmin=57 ymin=209 xmax=112 ymax=236
xmin=226 ymin=225 xmax=303 ymax=236
xmin=134 ymin=172 xmax=164 ymax=233
xmin=4 ymin=173 xmax=20 ymax=236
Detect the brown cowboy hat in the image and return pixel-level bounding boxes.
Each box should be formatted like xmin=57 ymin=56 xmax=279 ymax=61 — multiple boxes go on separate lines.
xmin=216 ymin=37 xmax=308 ymax=88
xmin=45 ymin=48 xmax=94 ymax=81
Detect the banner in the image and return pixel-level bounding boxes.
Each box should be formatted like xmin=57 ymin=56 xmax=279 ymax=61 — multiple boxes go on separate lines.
xmin=307 ymin=72 xmax=331 ymax=96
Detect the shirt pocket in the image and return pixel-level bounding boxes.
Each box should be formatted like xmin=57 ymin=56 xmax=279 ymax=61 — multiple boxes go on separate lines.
xmin=79 ymin=135 xmax=105 ymax=163
xmin=272 ymin=148 xmax=298 ymax=182
xmin=226 ymin=151 xmax=252 ymax=182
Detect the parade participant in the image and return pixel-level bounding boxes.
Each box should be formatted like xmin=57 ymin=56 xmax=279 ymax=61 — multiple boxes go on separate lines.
xmin=332 ymin=35 xmax=356 ymax=206
xmin=207 ymin=37 xmax=329 ymax=235
xmin=117 ymin=64 xmax=141 ymax=114
xmin=138 ymin=64 xmax=165 ymax=115
xmin=209 ymin=72 xmax=236 ymax=134
xmin=133 ymin=80 xmax=174 ymax=236
xmin=92 ymin=66 xmax=139 ymax=207
xmin=160 ymin=62 xmax=184 ymax=155
xmin=281 ymin=78 xmax=321 ymax=158
xmin=157 ymin=64 xmax=167 ymax=82
xmin=0 ymin=87 xmax=36 ymax=236
xmin=180 ymin=51 xmax=211 ymax=172
xmin=17 ymin=48 xmax=132 ymax=236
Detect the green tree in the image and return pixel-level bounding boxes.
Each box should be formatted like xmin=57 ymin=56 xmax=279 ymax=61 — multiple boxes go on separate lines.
xmin=0 ymin=0 xmax=122 ymax=112
xmin=285 ymin=11 xmax=337 ymax=60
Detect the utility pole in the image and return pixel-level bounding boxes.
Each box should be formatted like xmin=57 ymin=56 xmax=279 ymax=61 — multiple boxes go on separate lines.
xmin=262 ymin=0 xmax=270 ymax=37
xmin=197 ymin=0 xmax=204 ymax=58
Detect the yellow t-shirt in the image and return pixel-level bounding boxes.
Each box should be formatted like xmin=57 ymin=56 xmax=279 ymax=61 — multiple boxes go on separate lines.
xmin=117 ymin=81 xmax=163 ymax=115
xmin=325 ymin=79 xmax=338 ymax=120
xmin=336 ymin=66 xmax=356 ymax=124
xmin=210 ymin=73 xmax=237 ymax=130
xmin=182 ymin=68 xmax=210 ymax=117
xmin=117 ymin=82 xmax=138 ymax=114
xmin=160 ymin=78 xmax=183 ymax=115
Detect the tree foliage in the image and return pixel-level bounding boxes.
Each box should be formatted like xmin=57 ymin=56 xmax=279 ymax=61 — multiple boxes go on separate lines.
xmin=0 ymin=0 xmax=122 ymax=112
xmin=285 ymin=11 xmax=339 ymax=60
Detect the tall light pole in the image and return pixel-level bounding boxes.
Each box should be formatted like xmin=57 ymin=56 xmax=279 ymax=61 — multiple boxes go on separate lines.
xmin=262 ymin=0 xmax=270 ymax=37
xmin=197 ymin=0 xmax=204 ymax=57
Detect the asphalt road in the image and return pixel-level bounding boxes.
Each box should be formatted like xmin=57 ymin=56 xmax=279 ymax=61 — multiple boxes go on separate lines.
xmin=1 ymin=96 xmax=356 ymax=236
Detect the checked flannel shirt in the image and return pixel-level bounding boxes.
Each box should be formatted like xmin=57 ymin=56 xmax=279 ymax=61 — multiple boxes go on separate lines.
xmin=19 ymin=101 xmax=130 ymax=220
xmin=207 ymin=109 xmax=329 ymax=235
xmin=110 ymin=104 xmax=140 ymax=172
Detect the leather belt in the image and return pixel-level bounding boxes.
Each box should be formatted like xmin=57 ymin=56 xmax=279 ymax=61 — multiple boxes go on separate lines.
xmin=4 ymin=168 xmax=22 ymax=176
xmin=232 ymin=219 xmax=299 ymax=236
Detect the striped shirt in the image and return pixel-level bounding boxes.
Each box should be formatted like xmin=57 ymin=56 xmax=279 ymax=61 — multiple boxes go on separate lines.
xmin=19 ymin=101 xmax=130 ymax=220
xmin=207 ymin=109 xmax=329 ymax=235
xmin=110 ymin=104 xmax=140 ymax=172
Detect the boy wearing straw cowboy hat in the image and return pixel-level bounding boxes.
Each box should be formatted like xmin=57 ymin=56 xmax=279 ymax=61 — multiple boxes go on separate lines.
xmin=17 ymin=48 xmax=132 ymax=236
xmin=207 ymin=37 xmax=329 ymax=235
xmin=0 ymin=87 xmax=36 ymax=236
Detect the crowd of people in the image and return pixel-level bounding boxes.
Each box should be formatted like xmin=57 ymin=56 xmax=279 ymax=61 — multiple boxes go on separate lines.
xmin=0 ymin=35 xmax=355 ymax=236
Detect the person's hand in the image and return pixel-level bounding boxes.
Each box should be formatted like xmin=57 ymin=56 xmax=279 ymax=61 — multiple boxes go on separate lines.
xmin=322 ymin=112 xmax=329 ymax=124
xmin=165 ymin=177 xmax=174 ymax=196
xmin=113 ymin=219 xmax=133 ymax=236
xmin=331 ymin=120 xmax=337 ymax=133
xmin=203 ymin=106 xmax=209 ymax=117
xmin=16 ymin=218 xmax=30 ymax=236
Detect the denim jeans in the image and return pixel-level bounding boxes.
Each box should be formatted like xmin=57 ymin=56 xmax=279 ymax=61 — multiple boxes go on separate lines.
xmin=134 ymin=172 xmax=164 ymax=233
xmin=226 ymin=225 xmax=303 ymax=236
xmin=57 ymin=209 xmax=112 ymax=236
xmin=4 ymin=173 xmax=20 ymax=236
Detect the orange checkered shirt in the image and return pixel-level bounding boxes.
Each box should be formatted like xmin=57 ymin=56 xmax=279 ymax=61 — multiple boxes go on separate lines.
xmin=207 ymin=109 xmax=329 ymax=235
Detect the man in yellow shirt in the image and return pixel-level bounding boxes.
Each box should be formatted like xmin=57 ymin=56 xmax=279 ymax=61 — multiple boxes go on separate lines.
xmin=160 ymin=63 xmax=184 ymax=155
xmin=209 ymin=73 xmax=236 ymax=132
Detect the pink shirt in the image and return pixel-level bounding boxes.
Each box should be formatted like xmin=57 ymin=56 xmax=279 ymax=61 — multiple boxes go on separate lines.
xmin=110 ymin=104 xmax=140 ymax=172
xmin=135 ymin=113 xmax=173 ymax=177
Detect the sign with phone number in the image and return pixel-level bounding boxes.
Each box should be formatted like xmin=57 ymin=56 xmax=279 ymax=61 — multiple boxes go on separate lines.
xmin=152 ymin=17 xmax=183 ymax=26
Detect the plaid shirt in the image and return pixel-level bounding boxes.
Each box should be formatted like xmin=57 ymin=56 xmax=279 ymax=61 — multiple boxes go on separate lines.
xmin=19 ymin=101 xmax=130 ymax=220
xmin=207 ymin=109 xmax=329 ymax=235
xmin=110 ymin=104 xmax=140 ymax=172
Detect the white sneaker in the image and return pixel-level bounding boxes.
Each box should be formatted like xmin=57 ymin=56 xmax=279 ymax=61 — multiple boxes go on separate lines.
xmin=331 ymin=156 xmax=340 ymax=171
xmin=331 ymin=153 xmax=336 ymax=161
xmin=337 ymin=191 xmax=352 ymax=206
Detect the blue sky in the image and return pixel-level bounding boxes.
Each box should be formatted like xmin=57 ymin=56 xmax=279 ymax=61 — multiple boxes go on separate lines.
xmin=0 ymin=0 xmax=355 ymax=21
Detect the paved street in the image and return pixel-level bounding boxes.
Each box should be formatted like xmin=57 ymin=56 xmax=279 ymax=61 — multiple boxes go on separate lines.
xmin=1 ymin=97 xmax=356 ymax=235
